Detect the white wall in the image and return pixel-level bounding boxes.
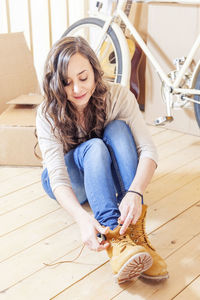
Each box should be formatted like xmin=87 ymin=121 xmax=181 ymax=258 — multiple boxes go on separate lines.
xmin=144 ymin=3 xmax=200 ymax=135
xmin=0 ymin=0 xmax=87 ymax=84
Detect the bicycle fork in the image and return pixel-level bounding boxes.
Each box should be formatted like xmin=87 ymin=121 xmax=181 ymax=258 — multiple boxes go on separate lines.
xmin=93 ymin=15 xmax=114 ymax=55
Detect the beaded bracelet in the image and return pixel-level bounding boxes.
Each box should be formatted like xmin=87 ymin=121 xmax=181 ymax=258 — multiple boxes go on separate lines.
xmin=126 ymin=190 xmax=143 ymax=203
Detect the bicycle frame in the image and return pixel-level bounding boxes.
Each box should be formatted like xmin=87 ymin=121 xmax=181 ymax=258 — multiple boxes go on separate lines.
xmin=96 ymin=0 xmax=200 ymax=117
xmin=117 ymin=0 xmax=200 ymax=91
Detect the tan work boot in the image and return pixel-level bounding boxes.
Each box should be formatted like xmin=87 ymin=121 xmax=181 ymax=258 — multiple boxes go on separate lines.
xmin=128 ymin=205 xmax=169 ymax=280
xmin=105 ymin=225 xmax=153 ymax=284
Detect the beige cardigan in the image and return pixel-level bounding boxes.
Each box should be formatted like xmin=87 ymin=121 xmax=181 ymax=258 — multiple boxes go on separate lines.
xmin=36 ymin=83 xmax=158 ymax=193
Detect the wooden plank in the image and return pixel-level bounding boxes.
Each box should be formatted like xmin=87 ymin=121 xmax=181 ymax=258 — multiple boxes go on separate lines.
xmin=0 ymin=166 xmax=32 ymax=182
xmin=52 ymin=263 xmax=123 ymax=300
xmin=147 ymin=125 xmax=166 ymax=136
xmin=0 ymin=128 xmax=199 ymax=299
xmin=0 ymin=244 xmax=108 ymax=300
xmin=2 ymin=199 xmax=200 ymax=299
xmin=172 ymin=276 xmax=200 ymax=300
xmin=0 ymin=196 xmax=59 ymax=237
xmin=38 ymin=202 xmax=200 ymax=300
xmin=112 ymin=234 xmax=200 ymax=299
xmin=0 ymin=224 xmax=90 ymax=292
xmin=0 ymin=168 xmax=42 ymax=197
xmin=152 ymin=139 xmax=200 ymax=182
xmin=1 ymin=176 xmax=199 ymax=265
xmin=0 ymin=208 xmax=74 ymax=262
xmin=0 ymin=181 xmax=45 ymax=216
xmin=144 ymin=157 xmax=200 ymax=205
xmin=145 ymin=202 xmax=200 ymax=258
xmin=156 ymin=134 xmax=200 ymax=161
xmin=146 ymin=176 xmax=200 ymax=233
xmin=152 ymin=129 xmax=183 ymax=147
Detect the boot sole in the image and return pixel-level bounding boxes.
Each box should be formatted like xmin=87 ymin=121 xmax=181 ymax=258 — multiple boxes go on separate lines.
xmin=115 ymin=252 xmax=153 ymax=284
xmin=140 ymin=272 xmax=169 ymax=281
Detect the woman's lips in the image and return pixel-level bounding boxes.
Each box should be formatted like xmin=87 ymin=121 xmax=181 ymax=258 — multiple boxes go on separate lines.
xmin=74 ymin=92 xmax=87 ymax=100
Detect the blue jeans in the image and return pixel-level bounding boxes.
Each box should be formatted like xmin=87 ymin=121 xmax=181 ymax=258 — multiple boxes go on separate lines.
xmin=41 ymin=120 xmax=139 ymax=230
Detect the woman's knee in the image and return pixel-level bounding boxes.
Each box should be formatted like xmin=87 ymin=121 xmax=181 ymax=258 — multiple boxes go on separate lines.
xmin=74 ymin=138 xmax=111 ymax=167
xmin=104 ymin=120 xmax=135 ymax=144
xmin=103 ymin=120 xmax=138 ymax=160
xmin=85 ymin=138 xmax=110 ymax=160
xmin=104 ymin=120 xmax=130 ymax=139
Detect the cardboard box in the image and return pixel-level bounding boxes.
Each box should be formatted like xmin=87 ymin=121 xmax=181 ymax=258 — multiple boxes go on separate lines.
xmin=0 ymin=94 xmax=43 ymax=166
xmin=0 ymin=32 xmax=40 ymax=114
xmin=0 ymin=33 xmax=43 ymax=166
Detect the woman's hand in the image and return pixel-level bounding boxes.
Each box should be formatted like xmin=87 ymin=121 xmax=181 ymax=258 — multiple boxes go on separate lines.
xmin=77 ymin=212 xmax=110 ymax=252
xmin=54 ymin=186 xmax=110 ymax=251
xmin=118 ymin=192 xmax=142 ymax=235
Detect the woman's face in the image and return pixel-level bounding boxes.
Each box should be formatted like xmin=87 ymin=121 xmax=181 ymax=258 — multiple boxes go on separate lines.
xmin=64 ymin=52 xmax=96 ymax=111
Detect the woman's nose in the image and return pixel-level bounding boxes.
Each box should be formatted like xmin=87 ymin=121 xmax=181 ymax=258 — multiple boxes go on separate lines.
xmin=73 ymin=82 xmax=81 ymax=94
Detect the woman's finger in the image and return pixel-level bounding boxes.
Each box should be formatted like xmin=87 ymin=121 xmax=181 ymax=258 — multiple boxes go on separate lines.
xmin=119 ymin=205 xmax=129 ymax=224
xmin=119 ymin=212 xmax=133 ymax=235
xmin=89 ymin=238 xmax=110 ymax=252
xmin=88 ymin=237 xmax=101 ymax=251
xmin=132 ymin=202 xmax=142 ymax=224
xmin=94 ymin=221 xmax=109 ymax=235
xmin=97 ymin=241 xmax=110 ymax=251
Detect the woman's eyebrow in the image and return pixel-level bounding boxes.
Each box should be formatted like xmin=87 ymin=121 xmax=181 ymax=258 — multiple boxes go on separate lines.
xmin=77 ymin=70 xmax=87 ymax=75
xmin=66 ymin=70 xmax=87 ymax=80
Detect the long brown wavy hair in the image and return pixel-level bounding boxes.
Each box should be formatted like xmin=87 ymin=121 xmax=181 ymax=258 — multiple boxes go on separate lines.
xmin=42 ymin=36 xmax=108 ymax=152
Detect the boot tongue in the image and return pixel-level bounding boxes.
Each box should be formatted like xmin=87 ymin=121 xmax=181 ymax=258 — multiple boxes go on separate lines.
xmin=105 ymin=225 xmax=121 ymax=240
xmin=141 ymin=205 xmax=147 ymax=219
xmin=131 ymin=217 xmax=155 ymax=251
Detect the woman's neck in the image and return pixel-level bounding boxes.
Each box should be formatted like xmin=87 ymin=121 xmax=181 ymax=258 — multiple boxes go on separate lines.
xmin=77 ymin=110 xmax=86 ymax=131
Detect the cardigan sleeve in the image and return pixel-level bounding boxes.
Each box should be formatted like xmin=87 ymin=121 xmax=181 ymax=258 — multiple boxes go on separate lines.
xmin=36 ymin=103 xmax=72 ymax=192
xmin=106 ymin=83 xmax=158 ymax=165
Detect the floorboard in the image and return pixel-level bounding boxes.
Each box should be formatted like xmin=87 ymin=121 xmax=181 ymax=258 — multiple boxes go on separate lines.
xmin=0 ymin=125 xmax=200 ymax=300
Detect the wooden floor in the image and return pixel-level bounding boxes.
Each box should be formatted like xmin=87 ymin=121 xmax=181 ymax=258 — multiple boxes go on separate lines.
xmin=1 ymin=125 xmax=200 ymax=300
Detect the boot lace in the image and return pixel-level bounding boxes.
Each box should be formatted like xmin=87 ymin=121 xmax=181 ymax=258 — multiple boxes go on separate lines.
xmin=111 ymin=234 xmax=135 ymax=253
xmin=130 ymin=218 xmax=155 ymax=251
xmin=43 ymin=244 xmax=85 ymax=267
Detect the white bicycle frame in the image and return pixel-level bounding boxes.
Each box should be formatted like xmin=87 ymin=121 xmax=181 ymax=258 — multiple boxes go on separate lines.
xmin=93 ymin=0 xmax=200 ymax=118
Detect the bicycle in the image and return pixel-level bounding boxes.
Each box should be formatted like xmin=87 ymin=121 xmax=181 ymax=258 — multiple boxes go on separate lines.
xmin=62 ymin=0 xmax=200 ymax=128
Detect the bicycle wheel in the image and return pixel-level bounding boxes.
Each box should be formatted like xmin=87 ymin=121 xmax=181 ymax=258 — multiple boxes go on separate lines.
xmin=62 ymin=17 xmax=130 ymax=86
xmin=193 ymin=71 xmax=200 ymax=128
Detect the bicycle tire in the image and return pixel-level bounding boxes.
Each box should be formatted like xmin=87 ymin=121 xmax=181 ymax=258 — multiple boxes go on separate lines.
xmin=62 ymin=17 xmax=129 ymax=85
xmin=194 ymin=71 xmax=200 ymax=128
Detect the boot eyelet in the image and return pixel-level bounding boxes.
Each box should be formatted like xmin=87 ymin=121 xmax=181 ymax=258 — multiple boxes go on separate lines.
xmin=134 ymin=239 xmax=138 ymax=243
xmin=131 ymin=233 xmax=134 ymax=237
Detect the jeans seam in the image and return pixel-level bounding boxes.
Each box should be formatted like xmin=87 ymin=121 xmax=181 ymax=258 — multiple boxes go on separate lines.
xmin=103 ymin=136 xmax=126 ymax=198
xmin=74 ymin=141 xmax=105 ymax=210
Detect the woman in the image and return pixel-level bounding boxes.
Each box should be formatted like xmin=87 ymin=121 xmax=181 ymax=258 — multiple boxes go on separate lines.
xmin=36 ymin=36 xmax=168 ymax=284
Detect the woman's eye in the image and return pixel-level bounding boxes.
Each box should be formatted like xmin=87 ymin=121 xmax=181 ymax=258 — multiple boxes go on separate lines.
xmin=80 ymin=77 xmax=87 ymax=82
xmin=65 ymin=81 xmax=71 ymax=86
xmin=62 ymin=80 xmax=70 ymax=86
